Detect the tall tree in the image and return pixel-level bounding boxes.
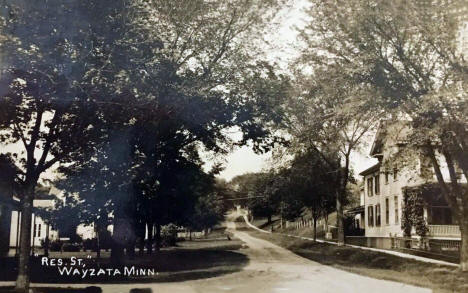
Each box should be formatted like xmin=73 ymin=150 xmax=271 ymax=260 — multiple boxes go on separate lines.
xmin=284 ymin=62 xmax=380 ymax=245
xmin=299 ymin=0 xmax=468 ymax=269
xmin=0 ymin=1 xmax=126 ymax=289
xmin=287 ymin=150 xmax=339 ymax=241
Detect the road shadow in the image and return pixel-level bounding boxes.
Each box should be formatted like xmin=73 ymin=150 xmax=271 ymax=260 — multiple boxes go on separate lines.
xmin=0 ymin=239 xmax=249 ymax=284
xmin=0 ymin=243 xmax=249 ymax=284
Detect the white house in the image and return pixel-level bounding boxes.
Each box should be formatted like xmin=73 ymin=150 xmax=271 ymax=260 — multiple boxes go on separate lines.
xmin=359 ymin=122 xmax=465 ymax=248
xmin=9 ymin=188 xmax=60 ymax=251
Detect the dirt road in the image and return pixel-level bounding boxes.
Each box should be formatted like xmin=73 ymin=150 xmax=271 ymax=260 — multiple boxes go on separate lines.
xmin=3 ymin=218 xmax=431 ymax=293
xmin=90 ymin=220 xmax=431 ymax=292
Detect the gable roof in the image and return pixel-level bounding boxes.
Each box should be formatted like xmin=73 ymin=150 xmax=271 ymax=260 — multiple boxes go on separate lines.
xmin=359 ymin=162 xmax=381 ymax=176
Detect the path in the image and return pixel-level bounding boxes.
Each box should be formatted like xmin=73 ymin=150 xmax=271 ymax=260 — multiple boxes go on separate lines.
xmin=1 ymin=216 xmax=432 ymax=293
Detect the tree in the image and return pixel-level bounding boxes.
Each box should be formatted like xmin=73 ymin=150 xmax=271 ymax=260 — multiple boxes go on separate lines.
xmin=229 ymin=173 xmax=263 ymax=207
xmin=287 ymin=150 xmax=339 ymax=241
xmin=0 ymin=1 xmax=126 ymax=289
xmin=299 ymin=0 xmax=468 ymax=269
xmin=246 ymin=173 xmax=281 ymax=223
xmin=284 ymin=61 xmax=380 ymax=245
xmin=1 ymin=0 xmax=291 ymax=286
xmin=189 ymin=191 xmax=225 ymax=236
xmin=274 ymin=171 xmax=303 ymax=226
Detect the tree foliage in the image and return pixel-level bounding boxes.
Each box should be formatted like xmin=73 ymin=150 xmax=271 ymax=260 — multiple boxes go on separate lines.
xmin=0 ymin=0 xmax=290 ymax=289
xmin=297 ymin=0 xmax=468 ymax=268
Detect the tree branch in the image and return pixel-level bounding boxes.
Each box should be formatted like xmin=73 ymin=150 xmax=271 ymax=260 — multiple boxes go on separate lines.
xmin=37 ymin=109 xmax=62 ymax=171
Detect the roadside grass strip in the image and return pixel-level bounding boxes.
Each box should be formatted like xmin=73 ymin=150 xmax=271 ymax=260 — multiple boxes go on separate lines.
xmin=243 ymin=216 xmax=457 ymax=268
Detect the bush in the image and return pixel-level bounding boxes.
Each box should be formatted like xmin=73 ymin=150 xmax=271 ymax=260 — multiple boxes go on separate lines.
xmin=70 ymin=234 xmax=83 ymax=243
xmin=62 ymin=243 xmax=81 ymax=252
xmin=97 ymin=230 xmax=113 ymax=251
xmin=83 ymin=238 xmax=97 ymax=251
xmin=49 ymin=240 xmax=63 ymax=252
xmin=161 ymin=223 xmax=179 ymax=247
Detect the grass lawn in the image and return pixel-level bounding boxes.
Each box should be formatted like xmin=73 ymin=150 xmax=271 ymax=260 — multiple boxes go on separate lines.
xmin=246 ymin=230 xmax=468 ymax=293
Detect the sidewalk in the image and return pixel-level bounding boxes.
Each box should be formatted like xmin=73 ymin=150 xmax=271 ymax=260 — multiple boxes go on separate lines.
xmin=243 ymin=215 xmax=458 ymax=268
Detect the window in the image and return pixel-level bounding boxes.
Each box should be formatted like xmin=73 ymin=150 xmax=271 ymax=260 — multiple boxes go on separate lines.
xmin=385 ymin=172 xmax=389 ymax=184
xmin=428 ymin=207 xmax=453 ymax=225
xmin=368 ymin=206 xmax=374 ymax=227
xmin=394 ymin=196 xmax=399 ymax=224
xmin=375 ymin=204 xmax=381 ymax=226
xmin=374 ymin=175 xmax=380 ymax=195
xmin=393 ymin=168 xmax=398 ymax=181
xmin=367 ymin=177 xmax=373 ymax=197
xmin=35 ymin=224 xmax=41 ymax=237
xmin=385 ymin=198 xmax=389 ymax=225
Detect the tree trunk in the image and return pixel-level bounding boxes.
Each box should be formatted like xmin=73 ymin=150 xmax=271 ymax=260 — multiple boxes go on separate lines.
xmin=136 ymin=220 xmax=145 ymax=256
xmin=96 ymin=228 xmax=101 ymax=259
xmin=461 ymin=214 xmax=468 ymax=271
xmin=125 ymin=218 xmax=136 ymax=259
xmin=324 ymin=215 xmax=329 ymax=233
xmin=126 ymin=240 xmax=135 ymax=259
xmin=425 ymin=145 xmax=468 ymax=270
xmin=267 ymin=215 xmax=272 ymax=224
xmin=15 ymin=192 xmax=33 ymax=293
xmin=137 ymin=235 xmax=145 ymax=256
xmin=146 ymin=222 xmax=153 ymax=255
xmin=110 ymin=217 xmax=126 ymax=264
xmin=336 ymin=190 xmax=345 ymax=246
xmin=44 ymin=224 xmax=50 ymax=257
xmin=313 ymin=217 xmax=317 ymax=242
xmin=155 ymin=224 xmax=161 ymax=253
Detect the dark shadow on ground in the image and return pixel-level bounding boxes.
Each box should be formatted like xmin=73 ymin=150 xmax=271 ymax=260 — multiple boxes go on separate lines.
xmin=0 ymin=240 xmax=249 ymax=284
xmin=0 ymin=286 xmax=102 ymax=293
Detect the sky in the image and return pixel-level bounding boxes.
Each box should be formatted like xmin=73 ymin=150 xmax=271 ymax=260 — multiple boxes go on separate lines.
xmin=216 ymin=0 xmax=377 ymax=181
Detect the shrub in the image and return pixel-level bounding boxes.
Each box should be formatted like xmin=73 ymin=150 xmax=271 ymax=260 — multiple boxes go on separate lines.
xmin=97 ymin=230 xmax=113 ymax=251
xmin=161 ymin=223 xmax=179 ymax=247
xmin=49 ymin=240 xmax=63 ymax=252
xmin=62 ymin=243 xmax=81 ymax=252
xmin=83 ymin=238 xmax=97 ymax=251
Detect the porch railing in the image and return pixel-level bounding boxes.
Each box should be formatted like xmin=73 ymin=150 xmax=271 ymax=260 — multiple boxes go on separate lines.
xmin=427 ymin=225 xmax=460 ymax=238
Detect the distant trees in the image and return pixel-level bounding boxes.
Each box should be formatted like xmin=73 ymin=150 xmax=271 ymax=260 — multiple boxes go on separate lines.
xmin=235 ymin=149 xmax=342 ymax=240
xmin=247 ymin=173 xmax=280 ymax=224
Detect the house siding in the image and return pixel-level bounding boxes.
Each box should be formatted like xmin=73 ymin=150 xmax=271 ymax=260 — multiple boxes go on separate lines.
xmin=361 ymin=122 xmax=467 ymax=241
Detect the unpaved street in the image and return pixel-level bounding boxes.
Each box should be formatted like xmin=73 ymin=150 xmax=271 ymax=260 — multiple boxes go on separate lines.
xmin=3 ymin=219 xmax=431 ymax=293
xmin=78 ymin=220 xmax=431 ymax=293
